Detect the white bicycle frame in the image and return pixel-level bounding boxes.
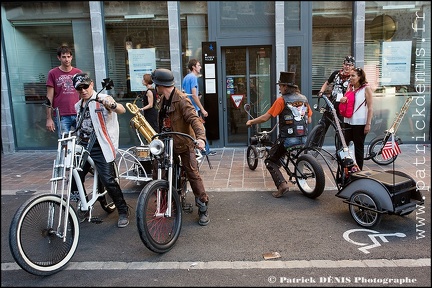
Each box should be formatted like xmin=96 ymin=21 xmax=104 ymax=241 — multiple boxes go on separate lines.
xmin=51 ymin=132 xmax=109 ymax=241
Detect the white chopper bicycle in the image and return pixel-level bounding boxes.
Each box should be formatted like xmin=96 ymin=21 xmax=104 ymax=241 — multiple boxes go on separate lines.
xmin=8 ymin=79 xmax=118 ymax=276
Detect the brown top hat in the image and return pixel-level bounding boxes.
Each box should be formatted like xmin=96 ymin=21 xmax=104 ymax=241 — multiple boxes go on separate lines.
xmin=276 ymin=71 xmax=298 ymax=88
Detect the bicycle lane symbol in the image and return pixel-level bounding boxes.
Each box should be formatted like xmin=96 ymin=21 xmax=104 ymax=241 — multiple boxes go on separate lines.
xmin=343 ymin=229 xmax=406 ymax=254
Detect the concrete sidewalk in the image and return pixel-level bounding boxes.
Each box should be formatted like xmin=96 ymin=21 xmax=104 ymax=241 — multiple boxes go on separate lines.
xmin=1 ymin=144 xmax=430 ymax=196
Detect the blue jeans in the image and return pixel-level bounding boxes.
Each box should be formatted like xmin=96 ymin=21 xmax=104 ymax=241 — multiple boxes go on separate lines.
xmin=204 ymin=140 xmax=210 ymax=154
xmin=197 ymin=110 xmax=211 ymax=154
xmin=283 ymin=136 xmax=307 ymax=148
xmin=53 ymin=115 xmax=77 ymax=138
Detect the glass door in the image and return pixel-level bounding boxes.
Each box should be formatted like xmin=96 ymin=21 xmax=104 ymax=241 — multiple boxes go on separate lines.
xmin=223 ymin=46 xmax=272 ymax=146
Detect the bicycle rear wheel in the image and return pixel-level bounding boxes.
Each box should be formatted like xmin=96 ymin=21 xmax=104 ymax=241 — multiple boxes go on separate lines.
xmin=305 ymin=124 xmax=326 ymax=157
xmin=136 ymin=180 xmax=182 ymax=253
xmin=294 ymin=154 xmax=325 ymax=199
xmin=9 ymin=194 xmax=79 ymax=276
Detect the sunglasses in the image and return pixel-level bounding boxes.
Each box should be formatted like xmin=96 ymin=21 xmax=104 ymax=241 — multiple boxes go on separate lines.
xmin=76 ymin=84 xmax=89 ymax=91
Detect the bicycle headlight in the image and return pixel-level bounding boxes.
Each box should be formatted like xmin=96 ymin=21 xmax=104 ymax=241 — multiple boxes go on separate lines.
xmin=149 ymin=139 xmax=164 ymax=156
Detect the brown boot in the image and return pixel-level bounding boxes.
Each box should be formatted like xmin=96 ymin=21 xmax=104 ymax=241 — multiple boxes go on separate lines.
xmin=272 ymin=182 xmax=289 ymax=198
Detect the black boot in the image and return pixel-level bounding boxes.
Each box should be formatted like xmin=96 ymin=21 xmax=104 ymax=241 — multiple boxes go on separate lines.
xmin=117 ymin=204 xmax=129 ymax=228
xmin=195 ymin=198 xmax=210 ymax=226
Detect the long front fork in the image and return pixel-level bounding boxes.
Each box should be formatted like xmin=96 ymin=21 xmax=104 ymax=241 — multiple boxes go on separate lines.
xmin=50 ymin=135 xmax=76 ymax=242
xmin=157 ymin=138 xmax=174 ymax=218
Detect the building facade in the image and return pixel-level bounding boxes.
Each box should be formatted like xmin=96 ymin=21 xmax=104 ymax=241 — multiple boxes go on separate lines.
xmin=1 ymin=1 xmax=430 ymax=153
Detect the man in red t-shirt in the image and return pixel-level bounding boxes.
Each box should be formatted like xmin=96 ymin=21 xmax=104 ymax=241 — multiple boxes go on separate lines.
xmin=46 ymin=45 xmax=82 ymax=138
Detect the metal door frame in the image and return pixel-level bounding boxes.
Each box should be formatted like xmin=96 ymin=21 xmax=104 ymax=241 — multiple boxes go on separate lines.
xmin=221 ymin=46 xmax=275 ymax=147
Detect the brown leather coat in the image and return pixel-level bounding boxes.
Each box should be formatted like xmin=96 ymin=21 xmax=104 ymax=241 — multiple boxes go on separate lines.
xmin=161 ymin=88 xmax=206 ymax=154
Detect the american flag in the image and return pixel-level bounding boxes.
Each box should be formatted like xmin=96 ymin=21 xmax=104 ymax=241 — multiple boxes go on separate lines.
xmin=381 ymin=134 xmax=401 ymax=160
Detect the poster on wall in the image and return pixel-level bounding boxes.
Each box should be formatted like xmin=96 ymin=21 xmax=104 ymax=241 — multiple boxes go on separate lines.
xmin=381 ymin=41 xmax=412 ymax=85
xmin=226 ymin=77 xmax=234 ymax=95
xmin=128 ymin=48 xmax=156 ymax=91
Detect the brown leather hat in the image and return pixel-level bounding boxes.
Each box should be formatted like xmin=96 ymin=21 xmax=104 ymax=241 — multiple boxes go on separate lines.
xmin=276 ymin=71 xmax=298 ymax=88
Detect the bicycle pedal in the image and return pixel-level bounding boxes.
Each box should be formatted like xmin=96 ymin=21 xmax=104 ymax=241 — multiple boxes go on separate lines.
xmin=78 ymin=210 xmax=90 ymax=222
xmin=90 ymin=217 xmax=103 ymax=224
xmin=182 ymin=203 xmax=193 ymax=213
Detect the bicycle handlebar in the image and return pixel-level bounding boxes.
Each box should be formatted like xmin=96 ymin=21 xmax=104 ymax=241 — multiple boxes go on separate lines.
xmin=320 ymin=94 xmax=335 ymax=110
xmin=152 ymin=131 xmax=199 ymax=146
xmin=257 ymin=123 xmax=277 ymax=135
xmin=314 ymin=93 xmax=334 ymax=112
xmin=244 ymin=102 xmax=278 ymax=133
xmin=72 ymin=78 xmax=115 ymax=134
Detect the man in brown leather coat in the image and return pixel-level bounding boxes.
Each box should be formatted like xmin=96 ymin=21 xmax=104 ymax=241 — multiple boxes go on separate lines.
xmin=151 ymin=68 xmax=210 ymax=226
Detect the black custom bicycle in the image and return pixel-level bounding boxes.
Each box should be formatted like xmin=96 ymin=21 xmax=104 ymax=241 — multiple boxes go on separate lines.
xmin=136 ymin=131 xmax=204 ymax=253
xmin=304 ymin=94 xmax=342 ymax=157
xmin=244 ymin=103 xmax=325 ymax=199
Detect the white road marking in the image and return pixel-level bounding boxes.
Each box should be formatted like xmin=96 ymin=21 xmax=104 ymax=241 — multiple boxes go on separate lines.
xmin=2 ymin=258 xmax=430 ymax=271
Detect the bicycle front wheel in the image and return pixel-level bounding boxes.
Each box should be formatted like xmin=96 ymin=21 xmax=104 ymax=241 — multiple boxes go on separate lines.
xmin=136 ymin=180 xmax=182 ymax=253
xmin=305 ymin=124 xmax=325 ymax=157
xmin=9 ymin=194 xmax=80 ymax=276
xmin=369 ymin=137 xmax=397 ymax=165
xmin=246 ymin=145 xmax=259 ymax=170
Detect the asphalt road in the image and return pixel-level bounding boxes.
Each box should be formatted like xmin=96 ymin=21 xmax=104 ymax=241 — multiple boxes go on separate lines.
xmin=1 ymin=188 xmax=430 ymax=287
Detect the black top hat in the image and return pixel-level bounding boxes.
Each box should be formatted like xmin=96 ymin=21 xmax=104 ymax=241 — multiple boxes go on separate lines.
xmin=276 ymin=71 xmax=297 ymax=88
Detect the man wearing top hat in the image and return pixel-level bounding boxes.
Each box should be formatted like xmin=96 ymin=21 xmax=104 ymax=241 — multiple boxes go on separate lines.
xmin=246 ymin=72 xmax=312 ymax=198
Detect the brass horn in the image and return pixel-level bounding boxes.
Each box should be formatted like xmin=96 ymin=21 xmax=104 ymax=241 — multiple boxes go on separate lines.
xmin=126 ymin=102 xmax=157 ymax=143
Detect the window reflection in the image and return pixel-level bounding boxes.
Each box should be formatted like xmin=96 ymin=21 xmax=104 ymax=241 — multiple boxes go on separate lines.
xmin=104 ymin=1 xmax=170 ymax=147
xmin=180 ymin=1 xmax=208 ymax=78
xmin=104 ymin=1 xmax=170 ymax=100
xmin=219 ymin=1 xmax=275 ymax=34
